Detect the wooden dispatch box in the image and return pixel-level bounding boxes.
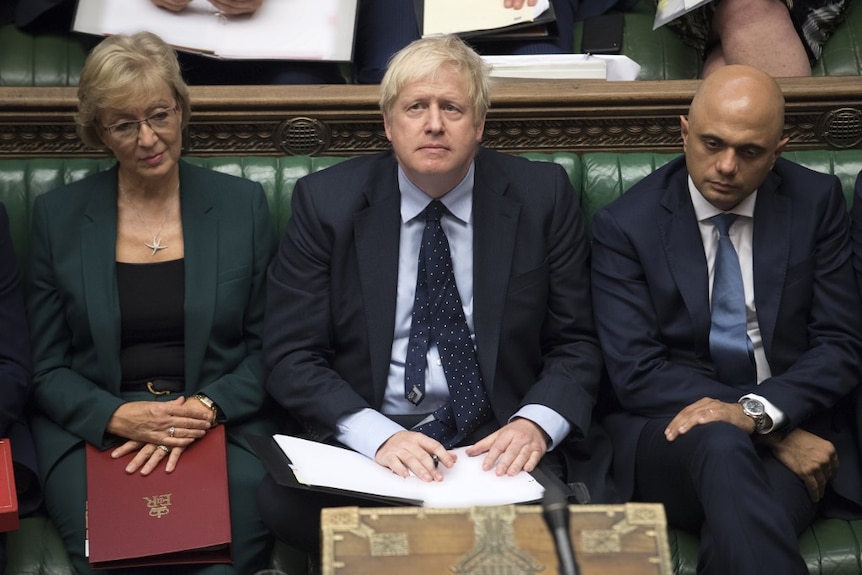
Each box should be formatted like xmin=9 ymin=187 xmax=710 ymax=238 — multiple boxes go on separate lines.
xmin=321 ymin=503 xmax=671 ymax=575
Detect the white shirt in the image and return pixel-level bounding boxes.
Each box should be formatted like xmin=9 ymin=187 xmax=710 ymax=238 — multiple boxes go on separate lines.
xmin=688 ymin=176 xmax=785 ymax=432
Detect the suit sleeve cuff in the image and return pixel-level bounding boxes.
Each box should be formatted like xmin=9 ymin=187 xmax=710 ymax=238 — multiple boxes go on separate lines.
xmin=509 ymin=404 xmax=571 ymax=450
xmin=335 ymin=408 xmax=405 ymax=459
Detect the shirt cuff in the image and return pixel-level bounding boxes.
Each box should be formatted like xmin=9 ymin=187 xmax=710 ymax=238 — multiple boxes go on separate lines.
xmin=740 ymin=393 xmax=786 ymax=434
xmin=509 ymin=404 xmax=571 ymax=450
xmin=335 ymin=408 xmax=405 ymax=460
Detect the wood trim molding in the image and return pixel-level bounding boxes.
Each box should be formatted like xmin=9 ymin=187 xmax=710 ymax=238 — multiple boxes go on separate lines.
xmin=0 ymin=77 xmax=860 ymax=158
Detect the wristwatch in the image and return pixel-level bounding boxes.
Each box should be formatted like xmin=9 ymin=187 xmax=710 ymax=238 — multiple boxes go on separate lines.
xmin=739 ymin=397 xmax=770 ymax=433
xmin=193 ymin=393 xmax=220 ymax=426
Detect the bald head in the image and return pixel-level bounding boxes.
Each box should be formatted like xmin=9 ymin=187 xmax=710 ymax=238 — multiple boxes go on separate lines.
xmin=681 ymin=65 xmax=789 ymax=211
xmin=689 ymin=65 xmax=786 ymax=143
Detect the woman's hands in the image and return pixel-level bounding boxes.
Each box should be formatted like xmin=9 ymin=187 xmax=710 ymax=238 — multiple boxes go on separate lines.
xmin=106 ymin=396 xmax=215 ymax=474
xmin=112 ymin=441 xmax=188 ymax=475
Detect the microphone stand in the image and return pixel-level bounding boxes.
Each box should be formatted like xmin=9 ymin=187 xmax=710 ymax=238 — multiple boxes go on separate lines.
xmin=538 ymin=470 xmax=581 ymax=575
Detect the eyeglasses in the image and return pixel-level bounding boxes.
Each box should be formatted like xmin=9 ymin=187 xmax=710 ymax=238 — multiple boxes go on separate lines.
xmin=102 ymin=106 xmax=179 ymax=141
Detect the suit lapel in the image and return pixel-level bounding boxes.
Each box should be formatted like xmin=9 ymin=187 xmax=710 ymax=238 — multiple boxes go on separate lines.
xmin=354 ymin=159 xmax=401 ymax=404
xmin=179 ymin=163 xmax=217 ymax=392
xmin=81 ymin=169 xmax=123 ymax=393
xmin=751 ymin=171 xmax=789 ymax=358
xmin=472 ymin=153 xmax=520 ymax=392
xmin=658 ymin=172 xmax=712 ymax=344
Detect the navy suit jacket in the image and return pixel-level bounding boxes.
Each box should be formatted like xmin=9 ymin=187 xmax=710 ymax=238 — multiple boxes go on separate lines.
xmin=592 ymin=156 xmax=862 ymax=506
xmin=265 ymin=148 xmax=616 ymax=500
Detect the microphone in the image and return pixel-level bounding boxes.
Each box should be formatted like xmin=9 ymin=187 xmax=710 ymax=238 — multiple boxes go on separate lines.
xmin=541 ymin=480 xmax=581 ymax=575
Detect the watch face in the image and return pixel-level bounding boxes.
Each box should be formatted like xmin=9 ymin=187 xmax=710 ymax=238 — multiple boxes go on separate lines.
xmin=743 ymin=398 xmax=764 ymax=416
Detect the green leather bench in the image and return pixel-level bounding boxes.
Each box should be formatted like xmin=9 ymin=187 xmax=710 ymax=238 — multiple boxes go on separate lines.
xmin=2 ymin=149 xmax=862 ymax=574
xmin=1 ymin=0 xmax=860 ymax=86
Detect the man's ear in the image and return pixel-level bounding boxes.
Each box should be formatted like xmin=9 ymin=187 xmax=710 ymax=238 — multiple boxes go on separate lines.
xmin=771 ymin=136 xmax=790 ymax=167
xmin=383 ymin=113 xmax=393 ymax=142
xmin=679 ymin=115 xmax=690 ymax=146
xmin=774 ymin=136 xmax=790 ymax=158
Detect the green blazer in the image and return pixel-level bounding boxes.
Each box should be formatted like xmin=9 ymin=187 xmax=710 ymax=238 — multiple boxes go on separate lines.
xmin=26 ymin=160 xmax=277 ymax=476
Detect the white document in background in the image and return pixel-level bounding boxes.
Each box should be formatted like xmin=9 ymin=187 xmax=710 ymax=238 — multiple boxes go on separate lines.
xmin=482 ymin=54 xmax=641 ymax=81
xmin=653 ymin=0 xmax=714 ymax=29
xmin=423 ymin=0 xmax=550 ymax=36
xmin=273 ymin=434 xmax=544 ymax=508
xmin=73 ymin=0 xmax=357 ymax=61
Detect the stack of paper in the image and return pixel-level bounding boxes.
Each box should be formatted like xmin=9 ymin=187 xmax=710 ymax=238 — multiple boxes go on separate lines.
xmin=482 ymin=54 xmax=641 ymax=81
xmin=73 ymin=0 xmax=358 ymax=61
xmin=654 ymin=0 xmax=715 ymax=29
xmin=422 ymin=0 xmax=551 ymax=37
xmin=273 ymin=434 xmax=544 ymax=508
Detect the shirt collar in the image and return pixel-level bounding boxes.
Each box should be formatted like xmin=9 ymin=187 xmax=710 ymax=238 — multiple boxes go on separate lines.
xmin=399 ymin=163 xmax=474 ymax=225
xmin=688 ymin=175 xmax=757 ymax=222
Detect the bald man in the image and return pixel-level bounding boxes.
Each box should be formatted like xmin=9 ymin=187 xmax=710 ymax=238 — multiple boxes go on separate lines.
xmin=591 ymin=65 xmax=862 ymax=575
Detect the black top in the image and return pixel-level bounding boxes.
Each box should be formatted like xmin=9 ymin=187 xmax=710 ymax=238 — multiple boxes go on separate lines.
xmin=117 ymin=259 xmax=185 ymax=386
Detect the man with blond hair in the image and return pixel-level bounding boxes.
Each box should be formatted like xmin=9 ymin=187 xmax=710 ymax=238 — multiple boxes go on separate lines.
xmin=259 ymin=34 xmax=615 ymax=558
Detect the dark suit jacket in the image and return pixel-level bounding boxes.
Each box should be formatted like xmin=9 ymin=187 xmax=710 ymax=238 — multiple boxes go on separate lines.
xmin=26 ymin=160 xmax=277 ymax=478
xmin=592 ymin=156 xmax=862 ymax=507
xmin=264 ymin=148 xmax=615 ymax=500
xmin=0 ymin=202 xmax=40 ymax=513
xmin=12 ymin=0 xmax=70 ymax=27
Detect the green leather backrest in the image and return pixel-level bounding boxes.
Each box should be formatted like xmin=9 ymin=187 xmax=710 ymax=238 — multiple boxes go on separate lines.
xmin=0 ymin=26 xmax=89 ymax=87
xmin=578 ymin=150 xmax=862 ymax=234
xmin=2 ymin=150 xmax=861 ymax=266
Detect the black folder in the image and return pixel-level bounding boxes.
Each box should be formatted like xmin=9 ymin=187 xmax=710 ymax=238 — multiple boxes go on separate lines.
xmin=414 ymin=0 xmax=558 ymax=42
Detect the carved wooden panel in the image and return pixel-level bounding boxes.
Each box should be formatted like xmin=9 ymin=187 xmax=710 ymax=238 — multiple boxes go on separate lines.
xmin=0 ymin=78 xmax=859 ymax=158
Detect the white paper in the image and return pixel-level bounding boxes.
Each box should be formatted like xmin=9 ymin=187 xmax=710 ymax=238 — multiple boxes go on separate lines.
xmin=273 ymin=434 xmax=544 ymax=508
xmin=653 ymin=0 xmax=714 ymax=30
xmin=423 ymin=0 xmax=550 ymax=36
xmin=482 ymin=54 xmax=640 ymax=81
xmin=73 ymin=0 xmax=357 ymax=61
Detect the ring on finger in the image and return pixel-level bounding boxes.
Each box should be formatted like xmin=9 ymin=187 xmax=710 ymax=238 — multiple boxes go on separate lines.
xmin=169 ymin=426 xmax=175 ymax=438
xmin=158 ymin=445 xmax=170 ymax=454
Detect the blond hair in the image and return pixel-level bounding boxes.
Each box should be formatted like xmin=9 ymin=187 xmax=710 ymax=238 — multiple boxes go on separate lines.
xmin=379 ymin=35 xmax=492 ymax=126
xmin=75 ymin=32 xmax=190 ymax=149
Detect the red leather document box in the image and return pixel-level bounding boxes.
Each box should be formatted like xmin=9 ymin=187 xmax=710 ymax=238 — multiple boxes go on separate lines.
xmin=0 ymin=439 xmax=18 ymax=532
xmin=86 ymin=425 xmax=231 ymax=569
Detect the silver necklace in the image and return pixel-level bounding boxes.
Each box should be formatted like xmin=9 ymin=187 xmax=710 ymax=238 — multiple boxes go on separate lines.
xmin=121 ymin=185 xmax=176 ymax=256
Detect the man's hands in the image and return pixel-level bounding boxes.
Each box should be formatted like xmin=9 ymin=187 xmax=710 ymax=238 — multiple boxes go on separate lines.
xmin=765 ymin=428 xmax=839 ymax=502
xmin=375 ymin=418 xmax=548 ymax=481
xmin=664 ymin=397 xmax=755 ymax=441
xmin=375 ymin=431 xmax=455 ymax=482
xmin=665 ymin=397 xmax=839 ymax=502
xmin=466 ymin=418 xmax=548 ymax=476
xmin=151 ymin=0 xmax=263 ymax=15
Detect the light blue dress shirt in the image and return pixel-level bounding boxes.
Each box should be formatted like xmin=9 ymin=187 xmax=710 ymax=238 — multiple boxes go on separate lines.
xmin=688 ymin=176 xmax=785 ymax=433
xmin=335 ymin=163 xmax=571 ymax=459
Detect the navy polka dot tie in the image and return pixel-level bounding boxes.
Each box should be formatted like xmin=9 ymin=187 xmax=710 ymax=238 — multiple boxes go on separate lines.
xmin=405 ymin=200 xmax=492 ymax=448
